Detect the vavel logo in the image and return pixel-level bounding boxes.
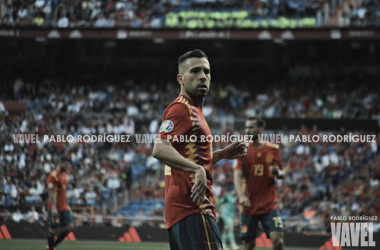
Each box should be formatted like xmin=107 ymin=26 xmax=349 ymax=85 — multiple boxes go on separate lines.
xmin=331 ymin=221 xmax=376 ymax=247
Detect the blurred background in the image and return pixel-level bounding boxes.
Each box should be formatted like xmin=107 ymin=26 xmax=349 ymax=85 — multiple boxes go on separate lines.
xmin=0 ymin=0 xmax=380 ymax=247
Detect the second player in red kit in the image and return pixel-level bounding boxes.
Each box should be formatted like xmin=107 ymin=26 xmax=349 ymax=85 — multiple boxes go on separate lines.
xmin=234 ymin=117 xmax=285 ymax=250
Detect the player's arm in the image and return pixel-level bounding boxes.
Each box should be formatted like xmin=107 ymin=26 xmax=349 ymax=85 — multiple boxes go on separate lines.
xmin=269 ymin=148 xmax=284 ymax=179
xmin=234 ymin=169 xmax=250 ymax=209
xmin=233 ymin=158 xmax=250 ymax=209
xmin=153 ymin=138 xmax=207 ymax=204
xmin=270 ymin=164 xmax=284 ymax=179
xmin=49 ymin=190 xmax=57 ymax=210
xmin=212 ymin=141 xmax=247 ymax=165
xmin=47 ymin=177 xmax=58 ymax=216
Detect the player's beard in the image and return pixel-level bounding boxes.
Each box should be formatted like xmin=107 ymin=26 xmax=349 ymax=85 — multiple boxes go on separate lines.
xmin=251 ymin=134 xmax=259 ymax=141
xmin=196 ymin=88 xmax=208 ymax=97
xmin=185 ymin=85 xmax=208 ymax=101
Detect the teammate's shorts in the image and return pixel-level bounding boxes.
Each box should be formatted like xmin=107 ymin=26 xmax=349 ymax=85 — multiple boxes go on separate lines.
xmin=240 ymin=208 xmax=284 ymax=239
xmin=168 ymin=214 xmax=223 ymax=250
xmin=48 ymin=210 xmax=73 ymax=228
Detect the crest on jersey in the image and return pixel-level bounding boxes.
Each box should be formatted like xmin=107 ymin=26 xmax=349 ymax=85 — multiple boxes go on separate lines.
xmin=266 ymin=154 xmax=273 ymax=164
xmin=159 ymin=120 xmax=174 ymax=133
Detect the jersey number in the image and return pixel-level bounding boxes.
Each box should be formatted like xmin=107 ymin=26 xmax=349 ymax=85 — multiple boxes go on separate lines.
xmin=254 ymin=164 xmax=264 ymax=176
xmin=273 ymin=217 xmax=283 ymax=228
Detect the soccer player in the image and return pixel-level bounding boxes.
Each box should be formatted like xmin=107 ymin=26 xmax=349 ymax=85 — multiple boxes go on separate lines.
xmin=233 ymin=117 xmax=285 ymax=250
xmin=46 ymin=156 xmax=74 ymax=250
xmin=153 ymin=49 xmax=247 ymax=250
xmin=216 ymin=190 xmax=239 ymax=250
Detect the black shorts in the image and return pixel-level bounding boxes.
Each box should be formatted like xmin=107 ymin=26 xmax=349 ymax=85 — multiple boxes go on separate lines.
xmin=240 ymin=208 xmax=284 ymax=239
xmin=168 ymin=214 xmax=223 ymax=250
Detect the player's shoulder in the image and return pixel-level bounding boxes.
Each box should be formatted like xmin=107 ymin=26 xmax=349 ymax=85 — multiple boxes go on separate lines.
xmin=164 ymin=96 xmax=192 ymax=115
xmin=265 ymin=142 xmax=280 ymax=150
xmin=49 ymin=170 xmax=57 ymax=176
xmin=48 ymin=170 xmax=58 ymax=180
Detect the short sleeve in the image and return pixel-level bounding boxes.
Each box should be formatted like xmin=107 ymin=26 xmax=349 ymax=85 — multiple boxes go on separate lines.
xmin=232 ymin=158 xmax=243 ymax=171
xmin=157 ymin=103 xmax=192 ymax=141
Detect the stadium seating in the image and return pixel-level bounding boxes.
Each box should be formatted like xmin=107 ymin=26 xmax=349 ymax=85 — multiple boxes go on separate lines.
xmin=1 ymin=56 xmax=379 ymax=233
xmin=1 ymin=0 xmax=379 ymax=28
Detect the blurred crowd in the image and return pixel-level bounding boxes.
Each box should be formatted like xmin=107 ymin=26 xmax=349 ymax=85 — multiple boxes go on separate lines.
xmin=3 ymin=0 xmax=377 ymax=28
xmin=1 ymin=108 xmax=379 ymax=231
xmin=1 ymin=61 xmax=380 ymax=232
xmin=3 ymin=62 xmax=380 ymax=121
xmin=339 ymin=0 xmax=380 ymax=27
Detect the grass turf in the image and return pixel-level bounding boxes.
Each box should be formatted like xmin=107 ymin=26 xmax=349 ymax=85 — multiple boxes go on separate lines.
xmin=0 ymin=239 xmax=321 ymax=250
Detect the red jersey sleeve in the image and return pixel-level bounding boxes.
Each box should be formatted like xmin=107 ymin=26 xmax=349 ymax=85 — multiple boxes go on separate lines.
xmin=157 ymin=102 xmax=192 ymax=141
xmin=46 ymin=171 xmax=58 ymax=191
xmin=233 ymin=158 xmax=244 ymax=171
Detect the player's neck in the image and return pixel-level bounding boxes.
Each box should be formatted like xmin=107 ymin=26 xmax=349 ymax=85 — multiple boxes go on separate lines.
xmin=180 ymin=91 xmax=204 ymax=108
xmin=251 ymin=141 xmax=263 ymax=148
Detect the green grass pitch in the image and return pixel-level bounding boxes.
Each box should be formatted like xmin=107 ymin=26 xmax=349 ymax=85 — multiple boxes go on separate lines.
xmin=0 ymin=239 xmax=320 ymax=250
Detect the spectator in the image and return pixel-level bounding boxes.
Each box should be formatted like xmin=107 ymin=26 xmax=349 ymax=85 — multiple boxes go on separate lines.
xmin=107 ymin=173 xmax=120 ymax=211
xmin=57 ymin=14 xmax=69 ymax=28
xmin=132 ymin=209 xmax=147 ymax=228
xmin=12 ymin=209 xmax=24 ymax=223
xmin=85 ymin=185 xmax=98 ymax=207
xmin=27 ymin=206 xmax=39 ymax=223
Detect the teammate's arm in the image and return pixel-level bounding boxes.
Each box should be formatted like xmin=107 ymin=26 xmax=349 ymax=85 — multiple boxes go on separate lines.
xmin=153 ymin=138 xmax=207 ymax=204
xmin=47 ymin=174 xmax=58 ymax=219
xmin=233 ymin=170 xmax=250 ymax=209
xmin=48 ymin=188 xmax=58 ymax=217
xmin=269 ymin=164 xmax=284 ymax=179
xmin=269 ymin=149 xmax=284 ymax=179
xmin=212 ymin=141 xmax=247 ymax=165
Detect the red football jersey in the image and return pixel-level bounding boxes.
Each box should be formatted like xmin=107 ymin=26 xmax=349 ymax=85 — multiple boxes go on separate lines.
xmin=47 ymin=170 xmax=69 ymax=212
xmin=157 ymin=95 xmax=215 ymax=229
xmin=233 ymin=142 xmax=282 ymax=216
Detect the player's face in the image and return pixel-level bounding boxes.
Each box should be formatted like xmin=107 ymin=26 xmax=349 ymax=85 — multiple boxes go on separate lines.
xmin=245 ymin=120 xmax=264 ymax=140
xmin=178 ymin=57 xmax=211 ymax=98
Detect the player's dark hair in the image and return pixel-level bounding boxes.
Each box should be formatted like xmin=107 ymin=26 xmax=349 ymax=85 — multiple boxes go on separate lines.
xmin=247 ymin=116 xmax=266 ymax=128
xmin=59 ymin=156 xmax=71 ymax=164
xmin=178 ymin=49 xmax=208 ymax=67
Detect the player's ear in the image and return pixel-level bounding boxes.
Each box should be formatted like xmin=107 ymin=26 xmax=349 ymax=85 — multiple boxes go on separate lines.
xmin=177 ymin=74 xmax=184 ymax=85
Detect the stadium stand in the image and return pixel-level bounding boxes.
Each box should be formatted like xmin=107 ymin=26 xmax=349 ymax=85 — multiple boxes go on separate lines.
xmin=1 ymin=0 xmax=379 ymax=28
xmin=1 ymin=59 xmax=379 ymax=232
xmin=0 ymin=6 xmax=380 ymax=240
xmin=1 ymin=61 xmax=380 ymax=120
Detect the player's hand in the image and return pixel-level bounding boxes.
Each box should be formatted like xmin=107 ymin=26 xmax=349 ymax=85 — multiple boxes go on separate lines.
xmin=239 ymin=195 xmax=250 ymax=210
xmin=269 ymin=165 xmax=279 ymax=176
xmin=191 ymin=167 xmax=208 ymax=204
xmin=222 ymin=141 xmax=248 ymax=159
xmin=269 ymin=164 xmax=283 ymax=178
